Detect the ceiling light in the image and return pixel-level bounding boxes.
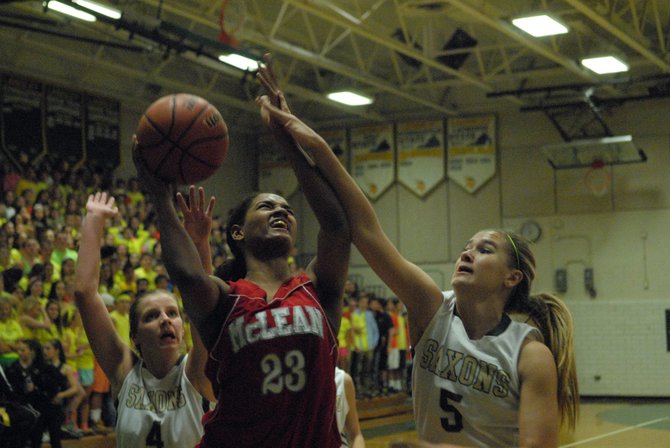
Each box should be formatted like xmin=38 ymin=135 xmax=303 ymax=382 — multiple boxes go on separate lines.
xmin=512 ymin=14 xmax=568 ymax=37
xmin=46 ymin=1 xmax=97 ymax=22
xmin=218 ymin=54 xmax=258 ymax=71
xmin=327 ymin=91 xmax=373 ymax=106
xmin=581 ymin=56 xmax=629 ymax=74
xmin=72 ymin=0 xmax=121 ymax=20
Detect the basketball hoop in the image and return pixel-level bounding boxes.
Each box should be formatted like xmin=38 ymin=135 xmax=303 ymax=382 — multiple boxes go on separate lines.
xmin=584 ymin=159 xmax=611 ymax=197
xmin=219 ymin=0 xmax=246 ymax=49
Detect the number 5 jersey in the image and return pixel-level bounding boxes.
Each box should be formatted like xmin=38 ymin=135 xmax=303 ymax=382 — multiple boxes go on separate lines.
xmin=413 ymin=291 xmax=541 ymax=447
xmin=200 ymin=273 xmax=340 ymax=448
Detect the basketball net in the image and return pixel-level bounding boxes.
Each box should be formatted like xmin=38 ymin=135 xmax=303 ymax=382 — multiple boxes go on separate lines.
xmin=584 ymin=159 xmax=611 ymax=197
xmin=219 ymin=0 xmax=245 ymax=49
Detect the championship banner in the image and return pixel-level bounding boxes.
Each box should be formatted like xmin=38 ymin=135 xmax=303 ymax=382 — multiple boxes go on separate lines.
xmin=1 ymin=75 xmax=44 ymax=158
xmin=447 ymin=115 xmax=496 ymax=193
xmin=319 ymin=128 xmax=348 ymax=169
xmin=397 ymin=120 xmax=445 ymax=197
xmin=350 ymin=124 xmax=395 ymax=200
xmin=45 ymin=85 xmax=84 ymax=164
xmin=258 ymin=134 xmax=298 ymax=197
xmin=85 ymin=95 xmax=120 ymax=169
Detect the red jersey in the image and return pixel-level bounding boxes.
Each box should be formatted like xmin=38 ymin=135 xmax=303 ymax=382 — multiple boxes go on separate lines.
xmin=200 ymin=273 xmax=340 ymax=447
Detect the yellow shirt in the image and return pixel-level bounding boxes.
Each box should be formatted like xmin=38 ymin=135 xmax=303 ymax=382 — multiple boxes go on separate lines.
xmin=337 ymin=315 xmax=352 ymax=349
xmin=0 ymin=318 xmax=24 ymax=362
xmin=394 ymin=312 xmax=409 ymax=351
xmin=62 ymin=327 xmax=78 ymax=370
xmin=110 ymin=310 xmax=131 ymax=347
xmin=75 ymin=327 xmax=94 ymax=370
xmin=133 ymin=267 xmax=158 ymax=289
xmin=351 ymin=311 xmax=369 ymax=351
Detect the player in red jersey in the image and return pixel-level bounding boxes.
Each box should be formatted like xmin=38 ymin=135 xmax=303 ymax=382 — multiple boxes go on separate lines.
xmin=133 ymin=55 xmax=350 ymax=447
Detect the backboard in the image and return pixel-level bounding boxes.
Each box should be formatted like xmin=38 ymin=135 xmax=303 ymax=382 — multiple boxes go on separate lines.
xmin=543 ymin=135 xmax=647 ymax=170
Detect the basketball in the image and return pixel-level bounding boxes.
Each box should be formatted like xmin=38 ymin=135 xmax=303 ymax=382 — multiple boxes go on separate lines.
xmin=135 ymin=93 xmax=228 ymax=185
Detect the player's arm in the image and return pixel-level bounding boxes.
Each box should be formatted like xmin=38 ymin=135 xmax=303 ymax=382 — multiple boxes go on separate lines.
xmin=133 ymin=143 xmax=229 ymax=349
xmin=256 ymin=72 xmax=442 ymax=340
xmin=343 ymin=372 xmax=365 ymax=448
xmin=177 ymin=185 xmax=217 ymax=402
xmin=257 ymin=55 xmax=350 ymax=332
xmin=74 ymin=192 xmax=134 ymax=390
xmin=517 ymin=339 xmax=560 ymax=447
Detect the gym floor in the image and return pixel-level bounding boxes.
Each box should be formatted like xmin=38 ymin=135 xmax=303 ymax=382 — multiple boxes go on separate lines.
xmin=360 ymin=397 xmax=670 ymax=447
xmin=55 ymin=397 xmax=670 ymax=447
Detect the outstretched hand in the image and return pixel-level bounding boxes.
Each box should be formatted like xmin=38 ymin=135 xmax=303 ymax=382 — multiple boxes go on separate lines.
xmin=176 ymin=185 xmax=216 ymax=246
xmin=256 ymin=95 xmax=327 ymax=161
xmin=256 ymin=53 xmax=316 ymax=166
xmin=131 ymin=135 xmax=173 ymax=195
xmin=86 ymin=192 xmax=118 ymax=220
xmin=256 ymin=53 xmax=291 ymax=117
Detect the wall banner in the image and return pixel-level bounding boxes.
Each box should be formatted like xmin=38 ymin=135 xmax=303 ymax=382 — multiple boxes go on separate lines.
xmin=447 ymin=115 xmax=496 ymax=193
xmin=397 ymin=120 xmax=445 ymax=197
xmin=257 ymin=134 xmax=298 ymax=197
xmin=350 ymin=124 xmax=395 ymax=200
xmin=45 ymin=85 xmax=84 ymax=164
xmin=1 ymin=75 xmax=44 ymax=158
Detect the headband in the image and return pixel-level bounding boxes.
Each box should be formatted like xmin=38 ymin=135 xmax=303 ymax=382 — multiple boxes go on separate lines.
xmin=507 ymin=233 xmax=520 ymax=269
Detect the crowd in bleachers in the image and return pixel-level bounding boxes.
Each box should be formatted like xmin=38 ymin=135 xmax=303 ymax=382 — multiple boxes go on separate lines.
xmin=0 ymin=157 xmax=231 ymax=446
xmin=0 ymin=155 xmax=411 ymax=446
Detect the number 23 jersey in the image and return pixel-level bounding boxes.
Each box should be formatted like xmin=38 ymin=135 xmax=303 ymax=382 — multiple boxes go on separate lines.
xmin=202 ymin=273 xmax=340 ymax=447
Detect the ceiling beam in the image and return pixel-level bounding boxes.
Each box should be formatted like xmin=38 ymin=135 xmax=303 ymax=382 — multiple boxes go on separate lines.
xmin=563 ymin=0 xmax=670 ymax=73
xmin=444 ymin=0 xmax=600 ymax=83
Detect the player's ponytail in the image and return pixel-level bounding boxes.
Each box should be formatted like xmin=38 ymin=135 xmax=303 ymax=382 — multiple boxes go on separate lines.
xmin=216 ymin=194 xmax=257 ymax=282
xmin=502 ymin=231 xmax=579 ymax=430
xmin=529 ymin=292 xmax=579 ymax=430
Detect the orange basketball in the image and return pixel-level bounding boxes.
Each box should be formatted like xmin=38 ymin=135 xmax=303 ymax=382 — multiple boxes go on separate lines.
xmin=135 ymin=93 xmax=228 ymax=185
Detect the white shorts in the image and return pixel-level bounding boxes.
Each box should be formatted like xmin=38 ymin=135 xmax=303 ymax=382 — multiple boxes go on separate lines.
xmin=387 ymin=348 xmax=400 ymax=370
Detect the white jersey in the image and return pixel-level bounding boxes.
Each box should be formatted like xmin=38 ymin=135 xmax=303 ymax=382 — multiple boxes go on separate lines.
xmin=334 ymin=367 xmax=350 ymax=447
xmin=115 ymin=354 xmax=204 ymax=448
xmin=412 ymin=291 xmax=541 ymax=447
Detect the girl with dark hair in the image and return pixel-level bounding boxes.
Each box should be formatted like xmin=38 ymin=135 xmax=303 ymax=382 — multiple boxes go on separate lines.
xmin=42 ymin=339 xmax=86 ymax=437
xmin=257 ymin=58 xmax=578 ymax=447
xmin=74 ymin=192 xmax=214 ymax=447
xmin=5 ymin=339 xmax=66 ymax=448
xmin=134 ymin=70 xmax=351 ymax=446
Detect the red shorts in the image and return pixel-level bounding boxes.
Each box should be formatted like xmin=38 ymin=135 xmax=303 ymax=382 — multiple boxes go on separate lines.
xmin=91 ymin=359 xmax=111 ymax=393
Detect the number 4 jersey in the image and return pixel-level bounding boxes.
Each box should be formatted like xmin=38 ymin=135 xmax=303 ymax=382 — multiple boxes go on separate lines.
xmin=115 ymin=354 xmax=205 ymax=447
xmin=412 ymin=291 xmax=541 ymax=447
xmin=201 ymin=273 xmax=340 ymax=448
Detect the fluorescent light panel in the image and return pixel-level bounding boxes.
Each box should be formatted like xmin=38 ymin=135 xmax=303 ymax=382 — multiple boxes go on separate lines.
xmin=327 ymin=91 xmax=373 ymax=106
xmin=581 ymin=56 xmax=629 ymax=74
xmin=512 ymin=14 xmax=568 ymax=37
xmin=46 ymin=1 xmax=97 ymax=22
xmin=218 ymin=54 xmax=258 ymax=71
xmin=72 ymin=0 xmax=122 ymax=20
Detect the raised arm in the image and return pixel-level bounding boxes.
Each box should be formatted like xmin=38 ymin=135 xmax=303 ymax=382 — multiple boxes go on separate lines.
xmin=74 ymin=192 xmax=134 ymax=391
xmin=256 ymin=61 xmax=442 ymax=339
xmin=176 ymin=186 xmax=216 ymax=275
xmin=133 ymin=146 xmax=228 ymax=349
xmin=176 ymin=185 xmax=216 ymax=402
xmin=257 ymin=55 xmax=350 ymax=331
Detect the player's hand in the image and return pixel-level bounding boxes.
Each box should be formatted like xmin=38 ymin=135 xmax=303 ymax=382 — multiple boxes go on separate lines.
xmin=176 ymin=185 xmax=215 ymax=246
xmin=131 ymin=135 xmax=174 ymax=194
xmin=256 ymin=53 xmax=291 ymax=116
xmin=86 ymin=192 xmax=118 ymax=220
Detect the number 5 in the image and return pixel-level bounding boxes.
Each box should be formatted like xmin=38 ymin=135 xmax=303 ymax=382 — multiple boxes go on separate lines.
xmin=440 ymin=389 xmax=464 ymax=432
